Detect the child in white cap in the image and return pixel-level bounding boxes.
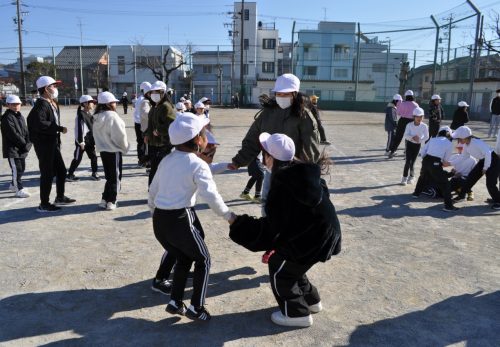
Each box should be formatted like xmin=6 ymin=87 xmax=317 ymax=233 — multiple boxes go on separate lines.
xmin=401 ymin=107 xmax=429 ymax=185
xmin=385 ymin=94 xmax=402 ymax=154
xmin=450 ymin=101 xmax=469 ymax=130
xmin=133 ymin=81 xmax=151 ymax=167
xmin=1 ymin=95 xmax=32 ymax=198
xmin=148 ymin=112 xmax=235 ymax=321
xmin=229 ymin=133 xmax=341 ymax=328
xmin=388 ymin=90 xmax=419 ymax=158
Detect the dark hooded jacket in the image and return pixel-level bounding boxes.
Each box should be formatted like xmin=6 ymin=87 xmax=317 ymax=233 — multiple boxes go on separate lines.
xmin=229 ymin=162 xmax=341 ymax=265
xmin=1 ymin=109 xmax=31 ymax=158
xmin=450 ymin=107 xmax=469 ymax=130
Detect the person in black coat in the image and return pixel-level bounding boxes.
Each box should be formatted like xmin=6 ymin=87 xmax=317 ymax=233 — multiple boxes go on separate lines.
xmin=120 ymin=92 xmax=129 ymax=114
xmin=1 ymin=95 xmax=32 ymax=198
xmin=229 ymin=132 xmax=341 ymax=328
xmin=428 ymin=94 xmax=445 ymax=138
xmin=27 ymin=76 xmax=76 ymax=212
xmin=450 ymin=101 xmax=470 ymax=130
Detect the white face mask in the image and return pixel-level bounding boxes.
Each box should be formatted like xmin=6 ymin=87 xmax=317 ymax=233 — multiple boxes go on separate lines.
xmin=150 ymin=93 xmax=161 ymax=103
xmin=276 ymin=96 xmax=292 ymax=109
xmin=50 ymin=88 xmax=59 ymax=99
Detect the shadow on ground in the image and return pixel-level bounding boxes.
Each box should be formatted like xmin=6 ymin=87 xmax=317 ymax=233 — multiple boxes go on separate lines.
xmin=0 ymin=267 xmax=282 ymax=346
xmin=345 ymin=291 xmax=500 ymax=347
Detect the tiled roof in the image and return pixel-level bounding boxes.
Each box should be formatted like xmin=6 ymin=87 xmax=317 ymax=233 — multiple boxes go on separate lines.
xmin=55 ymin=46 xmax=107 ymax=69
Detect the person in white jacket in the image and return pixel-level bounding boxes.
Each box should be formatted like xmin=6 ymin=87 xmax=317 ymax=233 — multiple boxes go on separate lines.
xmin=93 ymin=91 xmax=130 ymax=210
xmin=401 ymin=107 xmax=429 ymax=185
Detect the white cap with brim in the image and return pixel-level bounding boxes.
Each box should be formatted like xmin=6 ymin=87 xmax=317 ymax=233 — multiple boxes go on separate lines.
xmin=6 ymin=95 xmax=21 ymax=104
xmin=458 ymin=101 xmax=469 ymax=107
xmin=393 ymin=94 xmax=402 ymax=101
xmin=175 ymin=102 xmax=186 ymax=111
xmin=150 ymin=81 xmax=167 ymax=91
xmin=199 ymin=97 xmax=208 ymax=103
xmin=439 ymin=126 xmax=452 ymax=134
xmin=259 ymin=132 xmax=295 ymax=162
xmin=404 ymin=90 xmax=414 ymax=96
xmin=431 ymin=94 xmax=441 ymax=100
xmin=452 ymin=126 xmax=473 ymax=139
xmin=36 ymin=76 xmax=61 ymax=89
xmin=97 ymin=91 xmax=119 ymax=104
xmin=413 ymin=107 xmax=425 ymax=117
xmin=140 ymin=81 xmax=151 ymax=91
xmin=206 ymin=130 xmax=219 ymax=145
xmin=272 ymin=73 xmax=300 ymax=93
xmin=194 ymin=101 xmax=205 ymax=109
xmin=169 ymin=112 xmax=210 ymax=145
xmin=79 ymin=95 xmax=96 ymax=104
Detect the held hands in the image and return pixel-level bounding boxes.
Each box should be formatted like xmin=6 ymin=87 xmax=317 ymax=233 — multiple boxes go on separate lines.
xmin=144 ymin=135 xmax=149 ymax=144
xmin=228 ymin=163 xmax=238 ymax=170
xmin=412 ymin=135 xmax=420 ymax=142
xmin=153 ymin=129 xmax=159 ymax=137
xmin=80 ymin=143 xmax=85 ymax=150
xmin=228 ymin=212 xmax=237 ymax=225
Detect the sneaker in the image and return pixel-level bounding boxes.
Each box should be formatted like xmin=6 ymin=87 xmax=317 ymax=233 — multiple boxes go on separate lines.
xmin=388 ymin=151 xmax=396 ymax=158
xmin=492 ymin=203 xmax=500 ymax=210
xmin=151 ymin=278 xmax=172 ymax=295
xmin=185 ymin=305 xmax=211 ymax=321
xmin=309 ymin=301 xmax=323 ymax=314
xmin=66 ymin=174 xmax=79 ymax=182
xmin=54 ymin=196 xmax=76 ymax=206
xmin=453 ymin=195 xmax=465 ymax=202
xmin=466 ymin=192 xmax=474 ymax=201
xmin=262 ymin=250 xmax=275 ymax=264
xmin=442 ymin=205 xmax=459 ymax=212
xmin=271 ymin=311 xmax=312 ymax=327
xmin=320 ymin=140 xmax=331 ymax=145
xmin=37 ymin=203 xmax=61 ymax=213
xmin=98 ymin=199 xmax=107 ymax=209
xmin=106 ymin=202 xmax=117 ymax=211
xmin=15 ymin=189 xmax=30 ymax=198
xmin=252 ymin=196 xmax=262 ymax=204
xmin=485 ymin=198 xmax=494 ymax=204
xmin=91 ymin=173 xmax=101 ymax=181
xmin=407 ymin=176 xmax=415 ymax=185
xmin=166 ymin=300 xmax=187 ymax=316
xmin=8 ymin=183 xmax=17 ymax=192
xmin=400 ymin=177 xmax=407 ymax=186
xmin=240 ymin=193 xmax=253 ymax=201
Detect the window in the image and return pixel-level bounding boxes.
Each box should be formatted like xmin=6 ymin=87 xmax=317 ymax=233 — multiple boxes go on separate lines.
xmin=302 ymin=66 xmax=317 ymax=76
xmin=244 ymin=9 xmax=249 ymax=20
xmin=202 ymin=65 xmax=213 ymax=74
xmin=117 ymin=56 xmax=125 ymax=75
xmin=262 ymin=39 xmax=276 ymax=49
xmin=262 ymin=62 xmax=275 ymax=73
xmin=372 ymin=63 xmax=386 ymax=73
xmin=334 ymin=68 xmax=348 ymax=78
xmin=344 ymin=91 xmax=355 ymax=101
xmin=244 ymin=38 xmax=249 ymax=50
xmin=424 ymin=75 xmax=430 ymax=82
xmin=334 ymin=45 xmax=350 ymax=60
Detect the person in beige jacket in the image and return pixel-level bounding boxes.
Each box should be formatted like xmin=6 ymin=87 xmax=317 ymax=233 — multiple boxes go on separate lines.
xmin=93 ymin=91 xmax=130 ymax=210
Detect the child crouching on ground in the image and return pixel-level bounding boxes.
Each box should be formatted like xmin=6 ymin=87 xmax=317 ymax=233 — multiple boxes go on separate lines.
xmin=229 ymin=133 xmax=342 ymax=328
xmin=148 ymin=112 xmax=235 ymax=321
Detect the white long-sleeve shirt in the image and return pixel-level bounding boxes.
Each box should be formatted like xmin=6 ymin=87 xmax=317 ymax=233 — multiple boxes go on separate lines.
xmin=420 ymin=136 xmax=453 ymax=162
xmin=92 ymin=111 xmax=130 ymax=154
xmin=133 ymin=95 xmax=144 ymax=124
xmin=139 ymin=98 xmax=151 ymax=133
xmin=448 ymin=153 xmax=477 ymax=177
xmin=148 ymin=150 xmax=232 ymax=220
xmin=462 ymin=138 xmax=494 ymax=171
xmin=404 ymin=121 xmax=429 ymax=144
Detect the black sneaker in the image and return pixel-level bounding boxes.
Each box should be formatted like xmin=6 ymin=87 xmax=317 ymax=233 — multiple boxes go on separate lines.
xmin=443 ymin=205 xmax=459 ymax=212
xmin=492 ymin=203 xmax=500 ymax=210
xmin=91 ymin=173 xmax=101 ymax=181
xmin=320 ymin=140 xmax=331 ymax=145
xmin=185 ymin=305 xmax=211 ymax=321
xmin=151 ymin=278 xmax=171 ymax=295
xmin=166 ymin=300 xmax=187 ymax=316
xmin=453 ymin=195 xmax=465 ymax=202
xmin=54 ymin=196 xmax=76 ymax=206
xmin=66 ymin=174 xmax=79 ymax=182
xmin=37 ymin=203 xmax=61 ymax=213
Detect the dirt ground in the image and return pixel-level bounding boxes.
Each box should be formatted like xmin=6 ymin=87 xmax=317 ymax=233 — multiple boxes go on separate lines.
xmin=0 ymin=105 xmax=498 ymax=347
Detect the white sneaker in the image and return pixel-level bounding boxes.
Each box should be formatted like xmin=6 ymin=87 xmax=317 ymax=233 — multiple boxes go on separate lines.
xmin=106 ymin=202 xmax=117 ymax=210
xmin=271 ymin=311 xmax=313 ymax=327
xmin=8 ymin=184 xmax=17 ymax=192
xmin=15 ymin=189 xmax=30 ymax=198
xmin=309 ymin=301 xmax=323 ymax=314
xmin=400 ymin=177 xmax=408 ymax=186
xmin=98 ymin=199 xmax=107 ymax=209
xmin=407 ymin=176 xmax=415 ymax=184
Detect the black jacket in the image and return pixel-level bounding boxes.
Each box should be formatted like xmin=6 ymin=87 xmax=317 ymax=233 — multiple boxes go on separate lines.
xmin=450 ymin=108 xmax=469 ymax=130
xmin=491 ymin=97 xmax=500 ymax=115
xmin=27 ymin=98 xmax=64 ymax=143
xmin=229 ymin=162 xmax=342 ymax=265
xmin=428 ymin=103 xmax=444 ymax=123
xmin=1 ymin=109 xmax=31 ymax=158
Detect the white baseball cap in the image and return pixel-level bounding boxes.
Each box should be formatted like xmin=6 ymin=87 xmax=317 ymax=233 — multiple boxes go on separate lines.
xmin=150 ymin=81 xmax=167 ymax=91
xmin=140 ymin=81 xmax=151 ymax=91
xmin=122 ymin=92 xmax=127 ymax=97
xmin=168 ymin=112 xmax=210 ymax=145
xmin=79 ymin=95 xmax=96 ymax=104
xmin=413 ymin=107 xmax=425 ymax=117
xmin=272 ymin=73 xmax=300 ymax=93
xmin=97 ymin=91 xmax=119 ymax=104
xmin=167 ymin=88 xmax=174 ymax=94
xmin=194 ymin=101 xmax=205 ymax=109
xmin=175 ymin=102 xmax=186 ymax=111
xmin=6 ymin=95 xmax=21 ymax=104
xmin=404 ymin=90 xmax=414 ymax=97
xmin=439 ymin=126 xmax=452 ymax=134
xmin=180 ymin=97 xmax=186 ymax=102
xmin=458 ymin=101 xmax=469 ymax=107
xmin=393 ymin=94 xmax=402 ymax=101
xmin=452 ymin=126 xmax=473 ymax=139
xmin=206 ymin=130 xmax=219 ymax=145
xmin=259 ymin=132 xmax=295 ymax=162
xmin=431 ymin=94 xmax=441 ymax=100
xmin=36 ymin=76 xmax=61 ymax=89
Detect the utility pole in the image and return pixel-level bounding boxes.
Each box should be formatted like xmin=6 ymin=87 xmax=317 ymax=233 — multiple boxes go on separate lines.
xmin=78 ymin=18 xmax=84 ymax=95
xmin=466 ymin=0 xmax=481 ymax=114
xmin=239 ymin=0 xmax=245 ymax=105
xmin=354 ymin=23 xmax=361 ymax=101
xmin=291 ymin=21 xmax=296 ymax=75
xmin=430 ymin=15 xmax=440 ymax=96
xmin=15 ymin=0 xmax=26 ymax=100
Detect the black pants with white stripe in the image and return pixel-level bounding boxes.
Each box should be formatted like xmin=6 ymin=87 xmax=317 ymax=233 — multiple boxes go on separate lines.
xmin=414 ymin=155 xmax=454 ymax=208
xmin=459 ymin=153 xmax=500 ymax=203
xmin=68 ymin=142 xmax=98 ymax=176
xmin=386 ymin=129 xmax=395 ymax=152
xmin=8 ymin=157 xmax=26 ymax=190
xmin=268 ymin=252 xmax=320 ymax=317
xmin=33 ymin=140 xmax=67 ymax=205
xmin=134 ymin=123 xmax=145 ymax=163
xmin=403 ymin=141 xmax=421 ymax=178
xmin=100 ymin=152 xmax=122 ymax=203
xmin=153 ymin=207 xmax=210 ymax=308
xmin=155 ymin=250 xmax=176 ymax=281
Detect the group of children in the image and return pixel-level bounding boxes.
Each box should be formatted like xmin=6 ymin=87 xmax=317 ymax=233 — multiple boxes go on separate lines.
xmin=385 ymin=90 xmax=500 ymax=211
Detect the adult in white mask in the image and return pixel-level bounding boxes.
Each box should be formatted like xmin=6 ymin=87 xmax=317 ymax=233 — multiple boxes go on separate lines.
xmin=27 ymin=76 xmax=76 ymax=212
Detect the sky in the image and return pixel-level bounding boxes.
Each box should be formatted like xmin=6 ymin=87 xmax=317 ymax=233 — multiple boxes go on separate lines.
xmin=0 ymin=0 xmax=499 ymax=67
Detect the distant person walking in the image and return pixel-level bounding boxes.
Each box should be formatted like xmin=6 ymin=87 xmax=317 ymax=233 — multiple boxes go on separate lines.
xmin=428 ymin=94 xmax=444 ymax=138
xmin=450 ymin=101 xmax=470 ymax=130
xmin=27 ymin=76 xmax=76 ymax=212
xmin=388 ymin=90 xmax=419 ymax=158
xmin=488 ymin=88 xmax=500 ymax=138
xmin=385 ymin=94 xmax=401 ymax=153
xmin=134 ymin=82 xmax=151 ymax=166
xmin=310 ymin=95 xmax=330 ymax=145
xmin=121 ymin=92 xmax=129 ymax=114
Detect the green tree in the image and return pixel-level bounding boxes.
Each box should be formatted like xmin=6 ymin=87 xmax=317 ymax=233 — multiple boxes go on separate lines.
xmin=26 ymin=62 xmax=56 ymax=90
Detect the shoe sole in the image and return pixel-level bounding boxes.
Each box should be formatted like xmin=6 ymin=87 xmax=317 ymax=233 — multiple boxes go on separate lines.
xmin=166 ymin=305 xmax=186 ymax=316
xmin=185 ymin=310 xmax=211 ymax=321
xmin=54 ymin=202 xmax=76 ymax=206
xmin=151 ymin=286 xmax=171 ymax=295
xmin=271 ymin=313 xmax=312 ymax=327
